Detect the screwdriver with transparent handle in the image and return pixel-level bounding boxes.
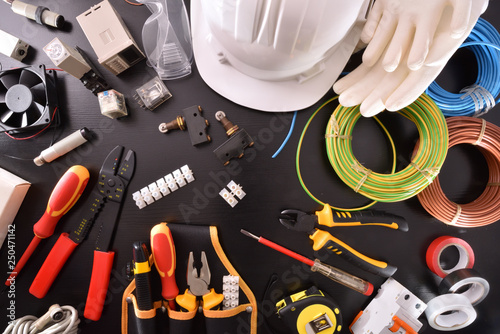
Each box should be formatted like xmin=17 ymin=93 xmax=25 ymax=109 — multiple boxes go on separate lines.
xmin=311 ymin=259 xmax=373 ymax=295
xmin=241 ymin=229 xmax=373 ymax=296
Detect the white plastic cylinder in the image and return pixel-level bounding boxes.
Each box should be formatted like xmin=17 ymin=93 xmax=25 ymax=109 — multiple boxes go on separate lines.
xmin=34 ymin=128 xmax=90 ymax=166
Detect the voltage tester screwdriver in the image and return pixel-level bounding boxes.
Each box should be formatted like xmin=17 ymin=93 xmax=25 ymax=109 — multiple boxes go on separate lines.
xmin=241 ymin=229 xmax=374 ymax=296
xmin=5 ymin=165 xmax=89 ymax=286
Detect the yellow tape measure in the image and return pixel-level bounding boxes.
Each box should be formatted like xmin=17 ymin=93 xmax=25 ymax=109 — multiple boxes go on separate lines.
xmin=276 ymin=287 xmax=342 ymax=334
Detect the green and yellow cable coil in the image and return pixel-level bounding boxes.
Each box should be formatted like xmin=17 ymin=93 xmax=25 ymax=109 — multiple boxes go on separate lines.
xmin=325 ymin=93 xmax=448 ymax=202
xmin=296 ymin=96 xmax=395 ymax=211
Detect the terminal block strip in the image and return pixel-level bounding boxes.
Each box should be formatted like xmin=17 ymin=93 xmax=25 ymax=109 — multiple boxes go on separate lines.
xmin=132 ymin=165 xmax=194 ymax=209
xmin=222 ymin=275 xmax=240 ymax=310
xmin=219 ymin=180 xmax=246 ymax=208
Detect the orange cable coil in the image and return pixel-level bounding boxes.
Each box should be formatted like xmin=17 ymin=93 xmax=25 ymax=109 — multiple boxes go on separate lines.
xmin=417 ymin=116 xmax=500 ymax=227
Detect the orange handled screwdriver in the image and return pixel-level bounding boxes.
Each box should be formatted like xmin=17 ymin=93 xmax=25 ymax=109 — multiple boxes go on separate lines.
xmin=150 ymin=223 xmax=179 ymax=310
xmin=5 ymin=165 xmax=89 ymax=286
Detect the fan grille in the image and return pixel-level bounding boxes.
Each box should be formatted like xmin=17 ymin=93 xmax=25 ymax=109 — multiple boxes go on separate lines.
xmin=0 ymin=66 xmax=54 ymax=133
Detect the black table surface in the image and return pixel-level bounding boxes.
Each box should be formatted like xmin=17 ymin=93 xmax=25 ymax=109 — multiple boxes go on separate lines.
xmin=1 ymin=1 xmax=500 ymax=333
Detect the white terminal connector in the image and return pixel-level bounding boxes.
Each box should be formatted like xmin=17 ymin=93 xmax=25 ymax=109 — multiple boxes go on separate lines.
xmin=132 ymin=165 xmax=195 ymax=209
xmin=140 ymin=187 xmax=154 ymax=205
xmin=165 ymin=173 xmax=178 ymax=192
xmin=227 ymin=181 xmax=246 ymax=199
xmin=156 ymin=178 xmax=170 ymax=196
xmin=220 ymin=180 xmax=245 ymax=207
xmin=222 ymin=275 xmax=240 ymax=310
xmin=132 ymin=191 xmax=147 ymax=209
xmin=148 ymin=183 xmax=162 ymax=201
xmin=173 ymin=169 xmax=186 ymax=187
xmin=220 ymin=188 xmax=238 ymax=208
xmin=181 ymin=165 xmax=194 ymax=183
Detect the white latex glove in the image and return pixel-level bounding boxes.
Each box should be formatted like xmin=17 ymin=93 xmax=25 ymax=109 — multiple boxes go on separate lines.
xmin=333 ymin=0 xmax=489 ymax=117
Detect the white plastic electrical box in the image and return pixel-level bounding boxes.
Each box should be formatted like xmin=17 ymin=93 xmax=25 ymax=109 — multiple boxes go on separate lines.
xmin=76 ymin=0 xmax=145 ymax=75
xmin=43 ymin=38 xmax=91 ymax=79
xmin=350 ymin=278 xmax=427 ymax=334
xmin=0 ymin=168 xmax=30 ymax=249
xmin=0 ymin=29 xmax=29 ymax=62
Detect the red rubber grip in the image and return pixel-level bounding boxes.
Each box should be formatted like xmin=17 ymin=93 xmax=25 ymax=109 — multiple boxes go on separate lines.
xmin=151 ymin=225 xmax=179 ymax=301
xmin=29 ymin=233 xmax=78 ymax=298
xmin=84 ymin=250 xmax=115 ymax=321
xmin=34 ymin=166 xmax=89 ymax=239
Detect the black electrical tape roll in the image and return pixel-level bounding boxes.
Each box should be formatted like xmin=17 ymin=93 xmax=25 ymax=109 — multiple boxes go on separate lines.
xmin=438 ymin=268 xmax=490 ymax=306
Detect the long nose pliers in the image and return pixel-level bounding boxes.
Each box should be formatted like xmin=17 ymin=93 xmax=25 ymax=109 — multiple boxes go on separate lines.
xmin=280 ymin=204 xmax=408 ymax=277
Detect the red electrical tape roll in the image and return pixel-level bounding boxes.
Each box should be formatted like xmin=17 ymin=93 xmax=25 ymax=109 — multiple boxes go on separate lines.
xmin=426 ymin=236 xmax=475 ymax=278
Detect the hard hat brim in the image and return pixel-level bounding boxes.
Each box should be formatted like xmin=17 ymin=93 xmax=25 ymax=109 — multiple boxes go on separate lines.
xmin=191 ymin=0 xmax=366 ymax=112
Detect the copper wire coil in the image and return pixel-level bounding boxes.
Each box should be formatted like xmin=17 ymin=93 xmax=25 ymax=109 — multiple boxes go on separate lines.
xmin=417 ymin=116 xmax=500 ymax=227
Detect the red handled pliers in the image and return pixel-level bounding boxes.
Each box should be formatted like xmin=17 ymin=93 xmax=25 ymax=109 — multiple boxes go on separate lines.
xmin=29 ymin=145 xmax=135 ymax=321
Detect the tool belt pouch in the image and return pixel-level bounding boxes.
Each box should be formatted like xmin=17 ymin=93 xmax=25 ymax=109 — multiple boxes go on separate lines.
xmin=202 ymin=306 xmax=254 ymax=334
xmin=122 ymin=281 xmax=168 ymax=334
xmin=122 ymin=223 xmax=258 ymax=334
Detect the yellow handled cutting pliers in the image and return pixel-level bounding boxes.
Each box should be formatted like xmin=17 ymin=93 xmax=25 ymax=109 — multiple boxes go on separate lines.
xmin=279 ymin=204 xmax=408 ymax=277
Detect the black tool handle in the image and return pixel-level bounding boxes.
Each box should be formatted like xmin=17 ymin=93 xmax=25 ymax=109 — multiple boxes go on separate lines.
xmin=133 ymin=242 xmax=153 ymax=311
xmin=311 ymin=230 xmax=397 ymax=277
xmin=317 ymin=205 xmax=408 ymax=231
xmin=135 ymin=274 xmax=153 ymax=311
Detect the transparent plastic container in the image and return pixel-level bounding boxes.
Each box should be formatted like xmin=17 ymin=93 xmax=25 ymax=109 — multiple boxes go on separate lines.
xmin=139 ymin=0 xmax=193 ymax=80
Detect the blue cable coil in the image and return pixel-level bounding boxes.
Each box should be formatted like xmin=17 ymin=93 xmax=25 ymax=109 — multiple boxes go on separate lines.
xmin=426 ymin=18 xmax=500 ymax=117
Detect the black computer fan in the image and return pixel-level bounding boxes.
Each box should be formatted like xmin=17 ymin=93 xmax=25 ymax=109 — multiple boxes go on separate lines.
xmin=0 ymin=65 xmax=57 ymax=133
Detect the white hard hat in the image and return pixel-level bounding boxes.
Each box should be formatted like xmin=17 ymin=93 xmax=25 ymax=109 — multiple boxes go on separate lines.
xmin=191 ymin=0 xmax=371 ymax=112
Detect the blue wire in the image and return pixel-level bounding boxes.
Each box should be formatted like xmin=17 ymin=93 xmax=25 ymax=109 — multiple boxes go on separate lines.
xmin=426 ymin=18 xmax=500 ymax=117
xmin=272 ymin=110 xmax=297 ymax=158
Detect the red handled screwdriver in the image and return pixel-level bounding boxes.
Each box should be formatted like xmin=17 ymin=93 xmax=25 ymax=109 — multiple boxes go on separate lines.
xmin=151 ymin=223 xmax=179 ymax=310
xmin=241 ymin=229 xmax=374 ymax=296
xmin=5 ymin=165 xmax=89 ymax=286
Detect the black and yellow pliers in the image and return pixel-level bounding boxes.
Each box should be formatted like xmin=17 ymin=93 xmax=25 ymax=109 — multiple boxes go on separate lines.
xmin=279 ymin=204 xmax=408 ymax=277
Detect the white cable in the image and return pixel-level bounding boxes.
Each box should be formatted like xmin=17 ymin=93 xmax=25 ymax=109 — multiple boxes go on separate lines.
xmin=2 ymin=305 xmax=79 ymax=334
